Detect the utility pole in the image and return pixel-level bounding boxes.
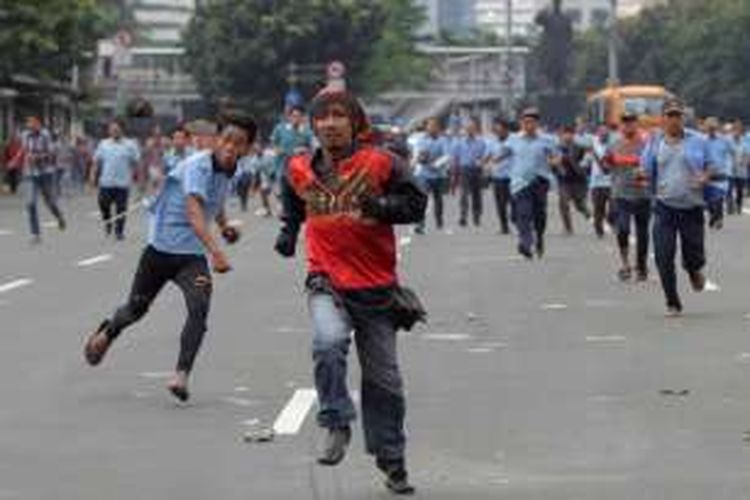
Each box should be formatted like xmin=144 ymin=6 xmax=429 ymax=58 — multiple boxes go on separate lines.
xmin=607 ymin=0 xmax=619 ymax=85
xmin=504 ymin=0 xmax=514 ymax=115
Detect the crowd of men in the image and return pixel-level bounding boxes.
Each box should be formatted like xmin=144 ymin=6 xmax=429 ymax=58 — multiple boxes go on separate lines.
xmin=407 ymin=101 xmax=750 ymax=315
xmin=2 ymin=91 xmax=750 ymax=495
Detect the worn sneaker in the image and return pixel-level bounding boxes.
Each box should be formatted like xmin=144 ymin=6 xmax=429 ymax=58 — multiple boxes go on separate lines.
xmin=317 ymin=427 xmax=351 ymax=466
xmin=689 ymin=271 xmax=706 ymax=292
xmin=377 ymin=458 xmax=415 ymax=496
xmin=84 ymin=320 xmax=113 ymax=366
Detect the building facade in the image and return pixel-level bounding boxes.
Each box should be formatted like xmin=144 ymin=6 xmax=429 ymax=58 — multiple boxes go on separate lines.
xmin=93 ymin=0 xmax=201 ymax=126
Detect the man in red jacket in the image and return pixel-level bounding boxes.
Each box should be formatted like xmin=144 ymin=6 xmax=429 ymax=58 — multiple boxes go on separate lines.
xmin=275 ymin=88 xmax=426 ymax=495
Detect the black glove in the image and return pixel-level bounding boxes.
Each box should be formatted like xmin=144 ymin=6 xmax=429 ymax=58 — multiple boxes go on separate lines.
xmin=274 ymin=229 xmax=297 ymax=258
xmin=221 ymin=226 xmax=241 ymax=244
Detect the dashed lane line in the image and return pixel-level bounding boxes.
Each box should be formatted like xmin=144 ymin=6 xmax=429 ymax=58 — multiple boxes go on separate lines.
xmin=0 ymin=278 xmax=33 ymax=294
xmin=76 ymin=253 xmax=114 ymax=267
xmin=273 ymin=388 xmax=317 ymax=435
xmin=76 ymin=254 xmax=114 ymax=267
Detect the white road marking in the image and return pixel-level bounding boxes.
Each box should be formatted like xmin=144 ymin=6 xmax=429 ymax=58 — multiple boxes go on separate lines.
xmin=586 ymin=335 xmax=627 ymax=343
xmin=736 ymin=353 xmax=750 ymax=363
xmin=76 ymin=253 xmax=113 ymax=267
xmin=138 ymin=371 xmax=172 ymax=379
xmin=467 ymin=347 xmax=494 ymax=354
xmin=273 ymin=388 xmax=318 ymax=435
xmin=704 ymin=279 xmax=721 ymax=292
xmin=42 ymin=221 xmax=57 ymax=228
xmin=242 ymin=418 xmax=260 ymax=426
xmin=541 ymin=303 xmax=568 ymax=311
xmin=743 ymin=208 xmax=750 ymax=215
xmin=276 ymin=326 xmax=308 ymax=334
xmin=422 ymin=333 xmax=472 ymax=341
xmin=234 ymin=386 xmax=250 ymax=393
xmin=0 ymin=278 xmax=33 ymax=294
xmin=0 ymin=229 xmax=14 ymax=236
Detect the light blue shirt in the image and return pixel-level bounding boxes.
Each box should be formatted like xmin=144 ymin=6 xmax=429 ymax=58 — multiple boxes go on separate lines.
xmin=148 ymin=151 xmax=233 ymax=255
xmin=163 ymin=147 xmax=194 ymax=174
xmin=94 ymin=138 xmax=140 ymax=188
xmin=415 ymin=134 xmax=450 ymax=179
xmin=507 ymin=132 xmax=556 ymax=195
xmin=705 ymin=134 xmax=732 ymax=193
xmin=730 ymin=134 xmax=750 ymax=178
xmin=485 ymin=135 xmax=512 ymax=180
xmin=452 ymin=135 xmax=486 ymax=170
xmin=642 ymin=129 xmax=712 ymax=209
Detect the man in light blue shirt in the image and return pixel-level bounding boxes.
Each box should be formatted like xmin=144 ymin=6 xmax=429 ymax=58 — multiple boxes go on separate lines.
xmin=414 ymin=117 xmax=450 ymax=232
xmin=703 ymin=117 xmax=732 ymax=229
xmin=506 ymin=108 xmax=557 ymax=259
xmin=641 ymin=99 xmax=715 ymax=316
xmin=486 ymin=117 xmax=513 ymax=234
xmin=726 ymin=119 xmax=748 ymax=215
xmin=93 ymin=120 xmax=140 ymax=240
xmin=84 ymin=111 xmax=257 ymax=403
xmin=451 ymin=117 xmax=487 ymax=227
xmin=162 ymin=126 xmax=194 ymax=175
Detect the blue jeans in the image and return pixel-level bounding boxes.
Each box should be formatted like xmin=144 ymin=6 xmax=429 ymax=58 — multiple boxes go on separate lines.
xmin=653 ymin=202 xmax=705 ymax=310
xmin=513 ymin=178 xmax=549 ymax=252
xmin=308 ymin=292 xmax=406 ymax=459
xmin=22 ymin=173 xmax=64 ymax=236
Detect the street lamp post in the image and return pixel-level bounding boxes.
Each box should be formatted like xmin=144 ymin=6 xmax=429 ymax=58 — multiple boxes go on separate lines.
xmin=607 ymin=0 xmax=619 ymax=85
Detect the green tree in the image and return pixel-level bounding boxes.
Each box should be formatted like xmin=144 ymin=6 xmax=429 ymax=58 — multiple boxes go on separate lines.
xmin=573 ymin=0 xmax=750 ymax=119
xmin=0 ymin=0 xmax=115 ymax=82
xmin=183 ymin=0 xmax=428 ymax=123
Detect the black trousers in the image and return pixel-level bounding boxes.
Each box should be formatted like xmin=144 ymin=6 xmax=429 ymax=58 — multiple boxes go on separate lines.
xmin=492 ymin=178 xmax=512 ymax=233
xmin=108 ymin=246 xmax=212 ymax=373
xmin=614 ymin=198 xmax=651 ymax=273
xmin=459 ymin=168 xmax=483 ymax=226
xmin=591 ymin=187 xmax=613 ymax=237
xmin=727 ymin=177 xmax=745 ymax=215
xmin=653 ymin=203 xmax=705 ymax=310
xmin=417 ymin=177 xmax=445 ymax=230
xmin=98 ymin=187 xmax=129 ymax=237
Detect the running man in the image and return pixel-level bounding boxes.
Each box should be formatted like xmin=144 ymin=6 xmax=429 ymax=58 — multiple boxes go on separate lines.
xmin=486 ymin=117 xmax=513 ymax=234
xmin=703 ymin=117 xmax=732 ymax=229
xmin=507 ymin=107 xmax=557 ymax=259
xmin=20 ymin=115 xmax=66 ymax=243
xmin=414 ymin=117 xmax=450 ymax=233
xmin=92 ymin=119 xmax=140 ymax=240
xmin=642 ymin=99 xmax=714 ymax=316
xmin=275 ymin=88 xmax=426 ymax=495
xmin=603 ymin=112 xmax=651 ymax=281
xmin=83 ymin=112 xmax=256 ymax=402
xmin=553 ymin=125 xmax=590 ymax=235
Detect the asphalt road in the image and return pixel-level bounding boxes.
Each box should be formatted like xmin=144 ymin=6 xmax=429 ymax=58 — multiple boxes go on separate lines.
xmin=1 ymin=189 xmax=749 ymax=499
